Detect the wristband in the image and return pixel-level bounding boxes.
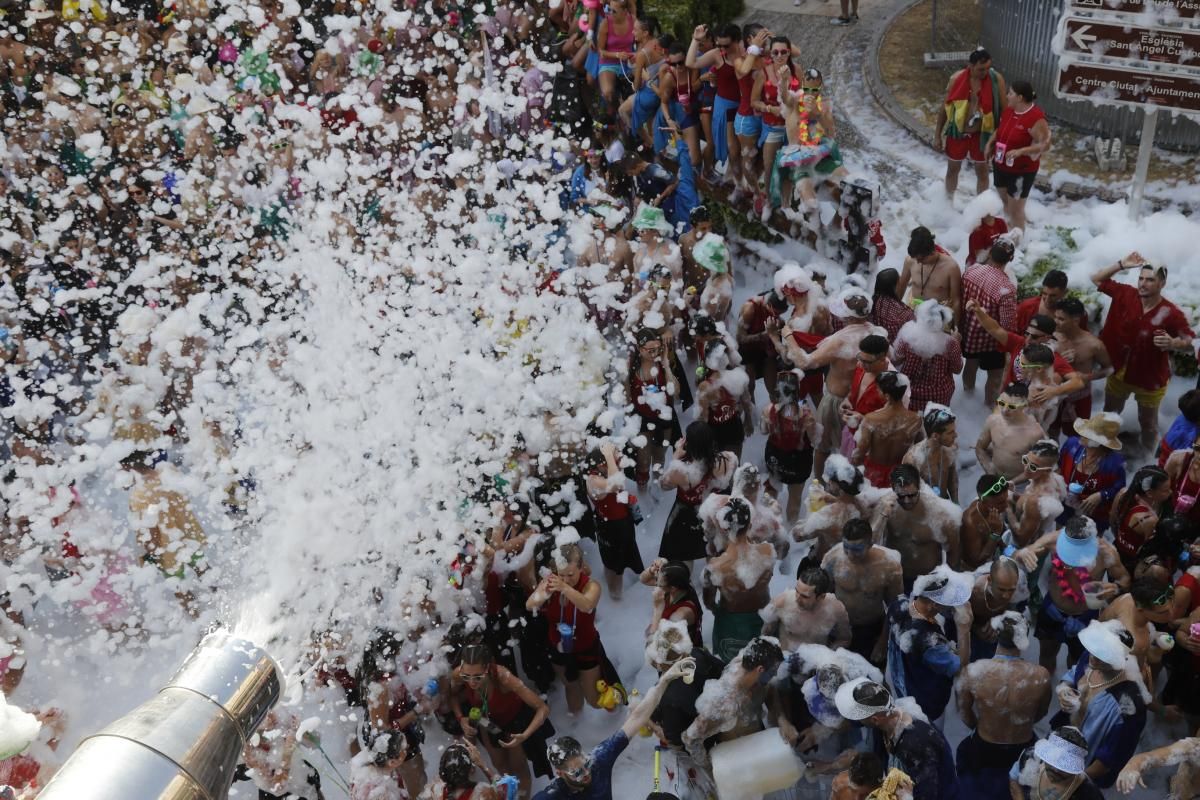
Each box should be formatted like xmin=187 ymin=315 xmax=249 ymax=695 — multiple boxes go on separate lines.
xmin=747 ymin=45 xmax=762 ymax=56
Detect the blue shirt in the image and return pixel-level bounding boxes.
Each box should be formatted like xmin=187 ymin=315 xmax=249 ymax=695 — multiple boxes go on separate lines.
xmin=888 ymin=598 xmax=960 ymax=722
xmin=532 ymin=731 xmax=630 ymax=800
xmin=1056 ymin=654 xmax=1146 ymax=788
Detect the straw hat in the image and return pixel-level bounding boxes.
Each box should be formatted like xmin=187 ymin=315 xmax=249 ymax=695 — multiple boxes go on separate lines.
xmin=1073 ymin=412 xmax=1122 ymax=450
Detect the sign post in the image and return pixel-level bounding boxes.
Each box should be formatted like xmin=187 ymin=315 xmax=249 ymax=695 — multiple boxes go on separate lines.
xmin=1129 ymin=109 xmax=1159 ymax=219
xmin=1055 ymin=0 xmax=1200 ymax=219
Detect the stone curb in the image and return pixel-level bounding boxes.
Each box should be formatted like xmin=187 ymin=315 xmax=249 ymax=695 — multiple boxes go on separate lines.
xmin=861 ymin=0 xmax=1186 ymax=214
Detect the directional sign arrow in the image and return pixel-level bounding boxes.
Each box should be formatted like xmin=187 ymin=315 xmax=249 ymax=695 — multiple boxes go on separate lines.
xmin=1070 ymin=23 xmax=1097 ymax=50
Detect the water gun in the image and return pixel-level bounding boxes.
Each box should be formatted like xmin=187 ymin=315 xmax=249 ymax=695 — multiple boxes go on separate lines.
xmin=494 ymin=775 xmax=519 ymax=800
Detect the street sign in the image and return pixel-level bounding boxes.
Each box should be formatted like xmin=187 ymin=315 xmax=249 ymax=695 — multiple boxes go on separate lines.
xmin=1061 ymin=17 xmax=1200 ymax=69
xmin=1057 ymin=61 xmax=1200 ymax=112
xmin=1068 ymin=0 xmax=1200 ymax=19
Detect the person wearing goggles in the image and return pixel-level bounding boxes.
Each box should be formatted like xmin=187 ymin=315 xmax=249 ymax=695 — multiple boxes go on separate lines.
xmin=960 ymin=473 xmax=1011 ymax=570
xmin=975 ymin=382 xmax=1047 ymax=480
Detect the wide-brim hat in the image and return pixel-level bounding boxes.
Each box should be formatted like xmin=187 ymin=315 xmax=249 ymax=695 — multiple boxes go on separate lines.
xmin=912 ymin=570 xmax=972 ymax=607
xmin=834 ymin=677 xmax=891 ymax=721
xmin=1077 ymin=620 xmax=1130 ymax=668
xmin=1073 ymin=413 xmax=1122 ymax=451
xmin=631 ymin=204 xmax=673 ymax=235
xmin=1056 ymin=522 xmax=1098 ymax=568
xmin=1033 ymin=733 xmax=1087 ymax=775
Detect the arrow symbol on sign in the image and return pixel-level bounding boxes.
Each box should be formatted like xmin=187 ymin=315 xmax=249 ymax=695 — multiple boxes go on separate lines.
xmin=1071 ymin=24 xmax=1097 ymax=50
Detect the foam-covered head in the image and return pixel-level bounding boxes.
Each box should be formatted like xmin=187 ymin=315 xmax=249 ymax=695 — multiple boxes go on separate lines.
xmin=915 ymin=299 xmax=952 ymax=331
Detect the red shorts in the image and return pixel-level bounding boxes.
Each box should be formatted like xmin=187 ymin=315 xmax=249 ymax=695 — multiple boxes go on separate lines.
xmin=945 ymin=132 xmax=984 ymax=163
xmin=864 ymin=459 xmax=895 ymax=489
xmin=1055 ymin=393 xmax=1093 ymax=429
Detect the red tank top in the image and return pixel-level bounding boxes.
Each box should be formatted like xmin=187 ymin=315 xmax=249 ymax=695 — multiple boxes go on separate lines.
xmin=708 ymin=385 xmax=738 ymax=424
xmin=671 ymin=65 xmax=694 ymax=106
xmin=849 ymin=365 xmax=886 ymax=417
xmin=993 ymin=104 xmax=1046 ymax=173
xmin=762 ymin=70 xmax=799 ymax=127
xmin=737 ymin=71 xmax=756 ymax=115
xmin=768 ymin=404 xmax=807 ymax=451
xmin=1174 ymin=454 xmax=1200 ymax=523
xmin=662 ymin=594 xmax=703 ymax=648
xmin=544 ymin=574 xmax=599 ymax=651
xmin=714 ymin=59 xmax=740 ymax=101
xmin=1114 ymin=502 xmax=1152 ymax=560
xmin=632 ymin=366 xmax=670 ymax=419
xmin=462 ymin=664 xmax=525 ymax=728
xmin=678 ymin=469 xmax=713 ymax=505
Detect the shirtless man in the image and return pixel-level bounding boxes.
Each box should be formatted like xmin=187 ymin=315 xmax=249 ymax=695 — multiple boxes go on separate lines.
xmin=683 ymin=637 xmax=785 ymax=766
xmin=960 ymin=474 xmax=1011 ymax=570
xmin=1116 ymin=735 xmax=1200 ymax=799
xmin=975 ymin=383 xmax=1046 ymax=480
xmin=1099 ymin=574 xmax=1175 ymax=685
xmin=821 ymin=518 xmax=904 ymax=667
xmin=730 ymin=464 xmax=789 ymax=565
xmin=968 ymin=557 xmax=1022 ymax=662
xmin=872 ymin=464 xmax=962 ymax=589
xmin=1013 ymin=516 xmax=1131 ymax=674
xmin=853 ymin=371 xmax=922 ymax=489
xmin=703 ymin=498 xmax=776 ymax=662
xmin=903 ymin=406 xmax=959 ymax=503
xmin=896 ymin=226 xmax=962 ymax=328
xmin=1051 ymin=296 xmax=1113 ymax=436
xmin=1008 ymin=439 xmax=1067 ymax=548
xmin=1011 ymin=342 xmax=1064 ymax=432
xmin=955 ymin=612 xmax=1051 ymax=797
xmin=794 ymin=455 xmax=878 ymax=563
xmin=778 ymin=288 xmax=886 ymax=480
xmin=762 ymin=564 xmax=851 ymax=651
xmin=625 ymin=264 xmax=687 ymax=336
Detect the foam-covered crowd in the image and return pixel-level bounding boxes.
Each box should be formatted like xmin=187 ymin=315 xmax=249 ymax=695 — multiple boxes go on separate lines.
xmin=1 ymin=1 xmax=1199 ymax=800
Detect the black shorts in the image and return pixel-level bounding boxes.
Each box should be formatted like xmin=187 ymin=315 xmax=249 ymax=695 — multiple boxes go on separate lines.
xmin=963 ymin=350 xmax=1005 ymax=371
xmin=548 ymin=635 xmax=604 ymax=680
xmin=764 ymin=442 xmax=814 ymax=485
xmin=709 ymin=415 xmax=744 ymax=453
xmin=993 ymin=166 xmax=1037 ymax=199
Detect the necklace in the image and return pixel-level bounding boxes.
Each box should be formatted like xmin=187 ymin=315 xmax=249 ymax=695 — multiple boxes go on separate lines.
xmin=1084 ymin=668 xmax=1122 ymax=692
xmin=1034 ymin=769 xmax=1081 ymax=799
xmin=975 ymin=504 xmax=1002 ymax=542
xmin=983 ymin=581 xmax=1005 ymax=612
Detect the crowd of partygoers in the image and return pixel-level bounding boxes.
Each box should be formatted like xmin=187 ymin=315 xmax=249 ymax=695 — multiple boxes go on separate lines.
xmin=1 ymin=1 xmax=1199 ymax=800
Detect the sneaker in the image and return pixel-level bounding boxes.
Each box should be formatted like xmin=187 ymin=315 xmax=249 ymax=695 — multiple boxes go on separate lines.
xmin=831 ymin=15 xmax=852 ymax=25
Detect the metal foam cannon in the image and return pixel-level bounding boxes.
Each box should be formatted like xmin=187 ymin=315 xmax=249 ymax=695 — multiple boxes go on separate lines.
xmin=38 ymin=631 xmax=282 ymax=800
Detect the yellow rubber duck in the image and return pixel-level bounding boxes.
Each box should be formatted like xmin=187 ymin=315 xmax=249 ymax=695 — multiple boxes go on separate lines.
xmin=594 ymin=681 xmax=629 ymax=711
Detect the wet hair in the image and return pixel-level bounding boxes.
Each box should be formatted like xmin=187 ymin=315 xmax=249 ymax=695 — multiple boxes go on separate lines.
xmin=923 ymin=407 xmax=956 ymax=436
xmin=969 ymin=47 xmax=992 ymax=65
xmin=557 ymin=543 xmax=584 ymax=568
xmin=1179 ymin=389 xmax=1200 ymax=424
xmin=848 ymin=752 xmax=886 ymax=788
xmin=547 ymin=736 xmax=583 ymax=769
xmin=689 ymin=205 xmax=710 ymax=226
xmin=358 ymin=629 xmax=403 ymax=689
xmin=439 ymin=743 xmax=476 ymax=787
xmin=723 ymin=497 xmax=753 ymax=536
xmin=859 ymin=334 xmax=889 ymax=357
xmin=1001 ymin=382 xmax=1029 ymax=399
xmin=741 ymin=637 xmax=783 ymax=672
xmin=766 ymin=290 xmax=790 ymax=314
xmin=797 ymin=565 xmax=832 ymax=595
xmin=995 ymin=613 xmax=1027 ymax=649
xmin=1028 ymin=439 xmax=1060 ymax=459
xmin=826 ymin=460 xmax=865 ymax=497
xmin=1027 ymin=315 xmax=1056 ymax=337
xmin=681 ymin=420 xmax=720 ymax=475
xmin=659 ymin=561 xmax=693 ymax=591
xmin=1021 ymin=342 xmax=1054 ymax=365
xmin=655 ymin=33 xmax=675 ymax=51
xmin=1130 ymin=574 xmax=1170 ymax=607
xmin=718 ymin=24 xmax=741 ymax=43
xmin=877 ymin=371 xmax=906 ymax=403
xmin=1042 ymin=270 xmax=1068 ymax=290
xmin=1132 ymin=465 xmax=1169 ymax=497
xmin=852 ymin=680 xmax=891 ymax=709
xmin=989 ymin=239 xmax=1015 ymax=265
xmin=1055 ymin=297 xmax=1086 ymax=320
xmin=690 ymin=314 xmax=718 ymax=338
xmin=1148 ymin=516 xmax=1192 ymax=555
xmin=639 ymin=16 xmax=661 ymax=37
xmin=458 ymin=643 xmax=494 ymax=667
xmin=742 ymin=23 xmax=764 ymax=45
xmin=842 ymin=518 xmax=872 ymax=542
xmin=907 ymin=226 xmax=937 ymax=259
xmin=873 ymin=268 xmax=902 ymax=301
xmin=668 ymin=41 xmax=687 ymax=58
xmin=890 ymin=463 xmax=921 ymax=489
xmin=976 ymin=473 xmax=1005 ymax=495
xmin=1011 ymin=80 xmax=1037 ymax=102
xmin=1052 ymin=725 xmax=1088 ymax=751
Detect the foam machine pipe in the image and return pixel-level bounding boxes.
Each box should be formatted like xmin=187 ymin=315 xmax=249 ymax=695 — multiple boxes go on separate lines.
xmin=37 ymin=631 xmax=282 ymax=800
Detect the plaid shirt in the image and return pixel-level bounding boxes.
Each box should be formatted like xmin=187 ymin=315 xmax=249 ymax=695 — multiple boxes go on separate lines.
xmin=870 ymin=296 xmax=916 ymax=343
xmin=961 ymin=263 xmax=1016 ymax=355
xmin=895 ymin=328 xmax=963 ymax=407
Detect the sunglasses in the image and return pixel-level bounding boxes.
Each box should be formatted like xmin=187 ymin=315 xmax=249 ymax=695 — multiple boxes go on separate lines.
xmin=980 ymin=476 xmax=1008 ymax=499
xmin=1017 ymin=359 xmax=1051 ymax=371
xmin=669 ymin=59 xmax=684 ymax=66
xmin=997 ymin=399 xmax=1027 ymax=409
xmin=802 ymin=87 xmax=821 ymax=94
xmin=1021 ymin=454 xmax=1053 ymax=472
xmin=563 ymin=762 xmax=592 ymax=781
xmin=1024 ymin=328 xmax=1050 ymax=340
xmin=460 ymin=671 xmax=486 ymax=682
xmin=1139 ymin=585 xmax=1174 ymax=608
xmin=771 ymin=49 xmax=789 ymax=56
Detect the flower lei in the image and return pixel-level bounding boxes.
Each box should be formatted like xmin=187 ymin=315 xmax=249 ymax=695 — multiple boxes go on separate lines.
xmin=1051 ymin=554 xmax=1090 ymax=604
xmin=796 ymin=97 xmax=824 ymax=146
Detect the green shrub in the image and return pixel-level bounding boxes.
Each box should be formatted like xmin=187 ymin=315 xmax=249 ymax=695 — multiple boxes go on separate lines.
xmin=644 ymin=0 xmax=746 ymax=43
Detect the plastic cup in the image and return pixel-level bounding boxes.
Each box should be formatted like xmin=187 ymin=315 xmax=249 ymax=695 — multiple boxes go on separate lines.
xmin=1082 ymin=582 xmax=1106 ymax=610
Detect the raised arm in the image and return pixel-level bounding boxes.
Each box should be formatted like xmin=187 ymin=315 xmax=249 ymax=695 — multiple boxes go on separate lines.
xmin=686 ymin=26 xmax=720 ymax=70
xmin=965 ymin=299 xmax=1010 ymax=349
xmin=1091 ymin=253 xmax=1143 ymax=289
xmin=622 ymin=658 xmax=695 ymax=738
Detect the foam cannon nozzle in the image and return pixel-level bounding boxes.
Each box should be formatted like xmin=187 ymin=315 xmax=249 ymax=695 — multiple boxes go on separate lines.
xmin=37 ymin=631 xmax=282 ymax=800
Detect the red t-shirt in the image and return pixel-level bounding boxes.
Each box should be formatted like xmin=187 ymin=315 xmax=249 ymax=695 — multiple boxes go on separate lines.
xmin=993 ymin=104 xmax=1047 ymax=173
xmin=1098 ymin=279 xmax=1195 ymax=391
xmin=1011 ymin=297 xmax=1042 ymax=336
xmin=1001 ymin=332 xmax=1075 ymax=387
xmin=967 ymin=218 xmax=1009 ymax=265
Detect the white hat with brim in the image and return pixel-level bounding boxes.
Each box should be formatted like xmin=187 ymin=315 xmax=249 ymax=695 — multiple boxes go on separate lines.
xmin=1077 ymin=621 xmax=1130 ymax=669
xmin=913 ymin=573 xmax=973 ymax=607
xmin=1033 ymin=734 xmax=1088 ymax=775
xmin=834 ymin=677 xmax=891 ymax=721
xmin=1056 ymin=525 xmax=1098 ymax=568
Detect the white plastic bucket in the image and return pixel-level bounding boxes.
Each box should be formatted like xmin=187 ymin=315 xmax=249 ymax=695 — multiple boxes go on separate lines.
xmin=710 ymin=728 xmax=805 ymax=800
